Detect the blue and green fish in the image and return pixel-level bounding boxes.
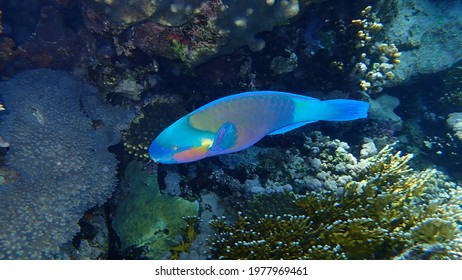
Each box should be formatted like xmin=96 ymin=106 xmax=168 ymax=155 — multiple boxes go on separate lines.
xmin=149 ymin=91 xmax=369 ymax=164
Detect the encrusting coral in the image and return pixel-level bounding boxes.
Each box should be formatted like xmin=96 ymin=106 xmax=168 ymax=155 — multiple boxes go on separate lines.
xmin=208 ymin=145 xmax=462 ymax=260
xmin=0 ymin=69 xmax=132 ymax=259
xmin=112 ymin=160 xmax=198 ymax=259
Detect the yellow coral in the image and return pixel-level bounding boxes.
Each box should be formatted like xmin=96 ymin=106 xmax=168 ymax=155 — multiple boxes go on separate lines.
xmin=351 ymin=6 xmax=400 ymax=94
xmin=209 ymin=145 xmax=462 ymax=260
xmin=169 ymin=216 xmax=201 ymax=260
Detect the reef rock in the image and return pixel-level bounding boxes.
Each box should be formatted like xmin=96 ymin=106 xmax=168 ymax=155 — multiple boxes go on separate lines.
xmin=81 ymin=0 xmax=326 ymax=67
xmin=369 ymin=93 xmax=402 ymax=129
xmin=383 ymin=0 xmax=462 ymax=85
xmin=447 ymin=112 xmax=462 ymax=141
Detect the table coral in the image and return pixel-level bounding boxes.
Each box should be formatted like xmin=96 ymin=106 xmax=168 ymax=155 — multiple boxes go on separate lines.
xmin=0 ymin=69 xmax=132 ymax=259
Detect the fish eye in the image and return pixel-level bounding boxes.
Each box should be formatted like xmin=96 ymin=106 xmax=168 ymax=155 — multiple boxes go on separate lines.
xmin=172 ymin=145 xmax=179 ymax=151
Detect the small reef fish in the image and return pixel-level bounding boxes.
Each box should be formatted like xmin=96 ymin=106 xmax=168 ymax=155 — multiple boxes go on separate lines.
xmin=149 ymin=91 xmax=369 ymax=164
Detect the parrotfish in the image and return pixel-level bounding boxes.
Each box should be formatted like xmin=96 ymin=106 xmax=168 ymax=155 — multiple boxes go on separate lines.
xmin=149 ymin=91 xmax=369 ymax=164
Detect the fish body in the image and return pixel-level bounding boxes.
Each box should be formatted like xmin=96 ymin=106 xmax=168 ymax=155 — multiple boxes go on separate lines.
xmin=149 ymin=91 xmax=369 ymax=164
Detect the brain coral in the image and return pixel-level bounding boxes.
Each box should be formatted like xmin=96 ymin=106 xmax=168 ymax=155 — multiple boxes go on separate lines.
xmin=0 ymin=69 xmax=132 ymax=259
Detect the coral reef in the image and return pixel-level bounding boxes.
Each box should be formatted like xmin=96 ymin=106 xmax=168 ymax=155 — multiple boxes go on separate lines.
xmin=439 ymin=63 xmax=462 ymax=111
xmin=169 ymin=216 xmax=202 ymax=259
xmin=122 ymin=95 xmax=188 ymax=161
xmin=381 ymin=0 xmax=462 ymax=85
xmin=178 ymin=192 xmax=226 ymax=260
xmin=369 ymin=93 xmax=402 ymax=129
xmin=0 ymin=69 xmax=132 ymax=259
xmin=0 ymin=135 xmax=9 ymax=148
xmin=81 ymin=0 xmax=327 ymax=67
xmin=174 ymin=130 xmax=374 ymax=204
xmin=88 ymin=59 xmax=160 ymax=101
xmin=208 ymin=145 xmax=462 ymax=259
xmin=112 ymin=160 xmax=198 ymax=259
xmin=0 ymin=0 xmax=461 ymax=261
xmin=424 ymin=112 xmax=462 ymax=179
xmin=58 ymin=208 xmax=110 ymax=260
xmin=0 ymin=8 xmax=17 ymax=73
xmin=350 ymin=6 xmax=401 ymax=94
xmin=288 ymin=0 xmax=462 ymax=93
xmin=447 ymin=113 xmax=462 ymax=141
xmin=14 ymin=6 xmax=93 ymax=73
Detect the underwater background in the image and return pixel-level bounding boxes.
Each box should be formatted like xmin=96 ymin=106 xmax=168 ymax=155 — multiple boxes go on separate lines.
xmin=0 ymin=0 xmax=461 ymax=260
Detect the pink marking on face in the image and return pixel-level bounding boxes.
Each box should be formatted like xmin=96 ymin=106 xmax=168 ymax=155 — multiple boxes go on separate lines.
xmin=172 ymin=145 xmax=209 ymax=163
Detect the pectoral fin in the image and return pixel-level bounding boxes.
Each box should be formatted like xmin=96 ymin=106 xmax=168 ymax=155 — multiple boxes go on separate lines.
xmin=210 ymin=122 xmax=237 ymax=152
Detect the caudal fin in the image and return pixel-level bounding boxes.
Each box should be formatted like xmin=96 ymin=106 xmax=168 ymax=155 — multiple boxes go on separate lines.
xmin=320 ymin=99 xmax=369 ymax=121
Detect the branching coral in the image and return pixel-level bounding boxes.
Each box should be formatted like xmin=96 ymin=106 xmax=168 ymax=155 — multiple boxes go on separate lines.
xmin=350 ymin=6 xmax=401 ymax=94
xmin=208 ymin=145 xmax=462 ymax=260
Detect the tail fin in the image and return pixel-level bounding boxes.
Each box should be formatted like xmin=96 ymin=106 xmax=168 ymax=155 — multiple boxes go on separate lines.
xmin=320 ymin=99 xmax=369 ymax=121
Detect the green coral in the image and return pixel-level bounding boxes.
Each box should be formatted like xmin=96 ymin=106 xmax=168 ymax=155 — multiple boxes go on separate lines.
xmin=112 ymin=160 xmax=198 ymax=259
xmin=209 ymin=146 xmax=462 ymax=260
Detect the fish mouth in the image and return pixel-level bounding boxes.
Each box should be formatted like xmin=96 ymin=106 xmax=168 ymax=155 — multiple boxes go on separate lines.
xmin=148 ymin=141 xmax=175 ymax=164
